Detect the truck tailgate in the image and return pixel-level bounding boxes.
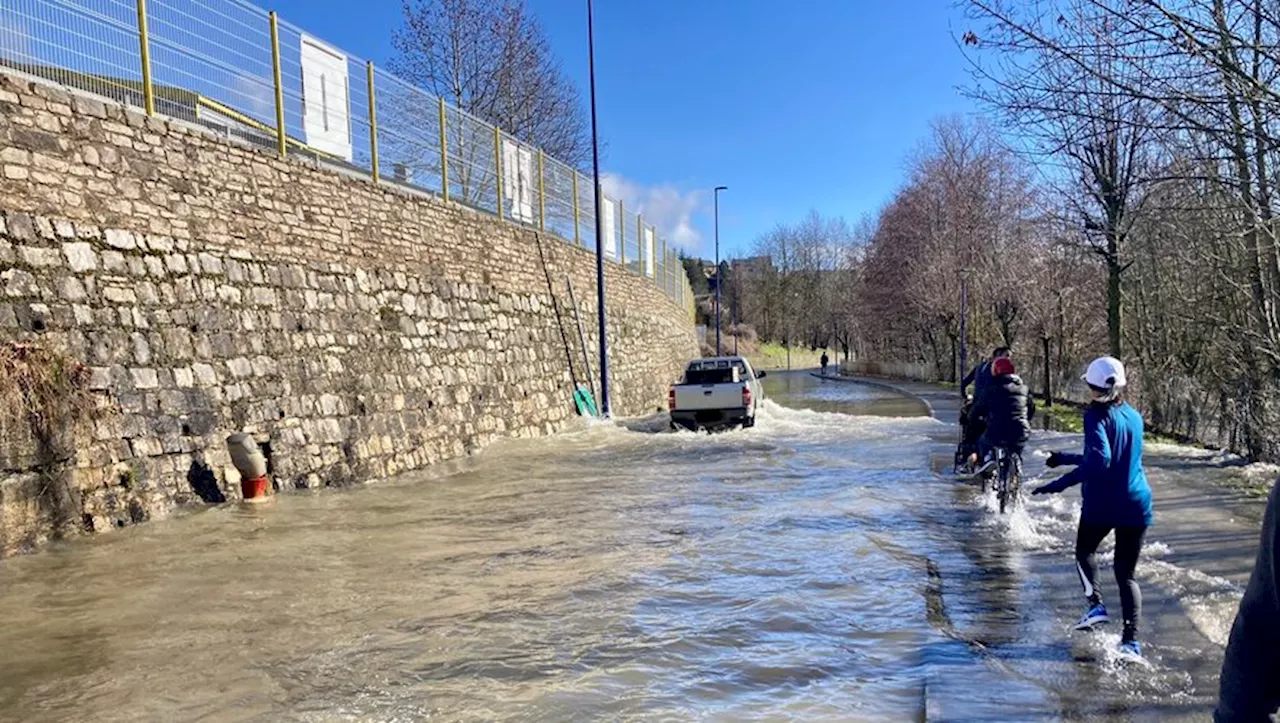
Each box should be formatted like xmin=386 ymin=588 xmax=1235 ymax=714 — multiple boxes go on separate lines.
xmin=674 ymin=384 xmax=743 ymax=410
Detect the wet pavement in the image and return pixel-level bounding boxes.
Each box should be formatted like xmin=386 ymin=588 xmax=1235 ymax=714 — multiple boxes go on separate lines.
xmin=0 ymin=370 xmax=1264 ymax=721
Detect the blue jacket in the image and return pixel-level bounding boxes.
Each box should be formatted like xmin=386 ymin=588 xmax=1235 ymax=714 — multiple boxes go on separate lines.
xmin=1039 ymin=402 xmax=1154 ymax=527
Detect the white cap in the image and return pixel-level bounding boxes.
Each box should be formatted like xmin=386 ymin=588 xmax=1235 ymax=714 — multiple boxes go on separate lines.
xmin=1083 ymin=356 xmax=1126 ymax=389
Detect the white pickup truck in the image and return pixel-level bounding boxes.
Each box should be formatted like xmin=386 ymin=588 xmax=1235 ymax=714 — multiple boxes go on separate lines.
xmin=668 ymin=356 xmax=766 ymax=432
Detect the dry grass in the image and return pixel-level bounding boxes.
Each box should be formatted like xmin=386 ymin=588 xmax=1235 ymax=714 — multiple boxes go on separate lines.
xmin=0 ymin=342 xmax=97 ymax=458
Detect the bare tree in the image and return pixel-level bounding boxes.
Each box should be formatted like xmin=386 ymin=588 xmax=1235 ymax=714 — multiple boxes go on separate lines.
xmin=963 ymin=0 xmax=1161 ymax=357
xmin=390 ymin=0 xmax=591 ymax=169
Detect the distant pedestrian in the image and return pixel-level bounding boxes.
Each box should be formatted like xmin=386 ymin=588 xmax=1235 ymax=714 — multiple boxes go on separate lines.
xmin=1215 ymin=479 xmax=1280 ymax=722
xmin=820 ymin=351 xmax=830 ymax=376
xmin=1033 ymin=356 xmax=1153 ymax=659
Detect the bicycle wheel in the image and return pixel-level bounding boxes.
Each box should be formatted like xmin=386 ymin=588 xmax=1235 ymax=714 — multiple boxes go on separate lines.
xmin=1010 ymin=455 xmax=1022 ymax=509
xmin=998 ymin=456 xmax=1011 ymax=514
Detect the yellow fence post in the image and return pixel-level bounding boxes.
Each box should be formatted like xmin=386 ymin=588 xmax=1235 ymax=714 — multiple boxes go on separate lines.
xmin=365 ymin=62 xmax=379 ymax=181
xmin=269 ymin=12 xmax=286 ymax=159
xmin=438 ymin=97 xmax=448 ymax=201
xmin=572 ymin=171 xmax=581 ymax=245
xmin=494 ymin=127 xmax=504 ymax=221
xmin=135 ymin=0 xmax=154 ymax=116
xmin=537 ymin=151 xmax=546 ymax=231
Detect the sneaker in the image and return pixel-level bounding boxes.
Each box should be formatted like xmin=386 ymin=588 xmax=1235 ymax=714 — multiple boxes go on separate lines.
xmin=1075 ymin=602 xmax=1110 ymax=630
xmin=1117 ymin=639 xmax=1142 ymax=658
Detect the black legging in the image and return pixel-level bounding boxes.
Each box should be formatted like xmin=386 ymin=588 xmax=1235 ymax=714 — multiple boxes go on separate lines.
xmin=1076 ymin=523 xmax=1147 ymax=641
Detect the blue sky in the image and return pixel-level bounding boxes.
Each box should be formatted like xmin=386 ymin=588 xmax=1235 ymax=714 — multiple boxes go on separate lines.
xmin=261 ymin=0 xmax=977 ymax=257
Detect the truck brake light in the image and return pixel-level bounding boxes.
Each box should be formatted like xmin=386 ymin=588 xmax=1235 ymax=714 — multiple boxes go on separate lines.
xmin=668 ymin=387 xmax=676 ymax=411
xmin=742 ymin=384 xmax=753 ymax=408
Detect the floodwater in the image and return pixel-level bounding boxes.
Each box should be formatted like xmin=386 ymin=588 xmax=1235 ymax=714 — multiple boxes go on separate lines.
xmin=0 ymin=371 xmax=1242 ymax=721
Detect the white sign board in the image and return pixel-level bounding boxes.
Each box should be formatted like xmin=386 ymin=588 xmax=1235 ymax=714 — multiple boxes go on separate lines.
xmin=599 ymin=193 xmax=618 ymax=258
xmin=643 ymin=227 xmax=656 ymax=277
xmin=502 ymin=139 xmax=535 ymax=223
xmin=300 ymin=35 xmax=352 ymax=161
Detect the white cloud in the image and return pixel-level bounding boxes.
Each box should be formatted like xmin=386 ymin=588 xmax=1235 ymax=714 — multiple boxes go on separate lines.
xmin=600 ymin=172 xmax=704 ymax=251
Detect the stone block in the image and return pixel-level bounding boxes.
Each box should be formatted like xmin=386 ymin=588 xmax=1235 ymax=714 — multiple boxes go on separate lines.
xmin=164 ymin=253 xmax=189 ymax=275
xmin=227 ymin=357 xmax=253 ymax=379
xmin=131 ymin=333 xmax=151 ymax=365
xmin=61 ymin=276 xmax=86 ymax=302
xmin=6 ymin=213 xmax=34 ymax=241
xmin=102 ymin=286 xmax=136 ymax=304
xmin=198 ymin=253 xmax=223 ymax=275
xmin=144 ymin=256 xmax=165 ymax=278
xmin=130 ymin=368 xmax=159 ymax=389
xmin=2 ymin=268 xmax=39 ymax=298
xmin=18 ymin=246 xmax=61 ymax=268
xmin=62 ymin=241 xmax=97 ymax=272
xmin=104 ymin=229 xmax=137 ymax=250
xmin=0 ymin=147 xmax=29 ymax=165
xmin=130 ymin=437 xmax=164 ymax=457
xmin=87 ymin=366 xmax=112 ymax=390
xmin=100 ymin=250 xmax=127 ymax=274
xmin=192 ymin=363 xmax=219 ymax=387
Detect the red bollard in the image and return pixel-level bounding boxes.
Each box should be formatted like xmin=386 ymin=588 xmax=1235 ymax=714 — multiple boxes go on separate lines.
xmin=240 ymin=474 xmax=270 ymax=500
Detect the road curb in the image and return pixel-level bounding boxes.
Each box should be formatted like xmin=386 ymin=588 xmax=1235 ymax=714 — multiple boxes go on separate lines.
xmin=810 ymin=372 xmax=939 ymax=419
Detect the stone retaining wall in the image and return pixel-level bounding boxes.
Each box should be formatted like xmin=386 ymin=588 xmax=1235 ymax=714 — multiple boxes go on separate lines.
xmin=0 ymin=72 xmax=697 ymax=555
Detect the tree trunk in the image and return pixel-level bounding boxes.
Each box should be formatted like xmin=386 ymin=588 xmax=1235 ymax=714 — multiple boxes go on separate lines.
xmin=1042 ymin=335 xmax=1053 ymax=406
xmin=1107 ymin=251 xmax=1123 ymax=358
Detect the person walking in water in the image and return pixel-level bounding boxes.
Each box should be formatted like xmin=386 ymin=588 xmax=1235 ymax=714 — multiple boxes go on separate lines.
xmin=1215 ymin=479 xmax=1279 ymax=721
xmin=1032 ymin=356 xmax=1153 ymax=658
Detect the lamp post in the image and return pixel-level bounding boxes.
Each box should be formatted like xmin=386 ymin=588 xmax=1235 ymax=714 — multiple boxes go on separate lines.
xmin=587 ymin=0 xmax=609 ymax=417
xmin=959 ymin=268 xmax=971 ymax=397
xmin=714 ymin=185 xmax=727 ymax=355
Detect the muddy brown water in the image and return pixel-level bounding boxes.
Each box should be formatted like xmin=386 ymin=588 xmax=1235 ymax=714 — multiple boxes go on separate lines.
xmin=0 ymin=371 xmax=1243 ymax=721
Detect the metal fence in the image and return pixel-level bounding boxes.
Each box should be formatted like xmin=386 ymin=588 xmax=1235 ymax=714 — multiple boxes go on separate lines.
xmin=0 ymin=0 xmax=694 ymax=313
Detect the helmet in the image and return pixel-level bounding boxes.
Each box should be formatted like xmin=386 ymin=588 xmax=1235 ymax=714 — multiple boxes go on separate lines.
xmin=1083 ymin=356 xmax=1126 ymax=389
xmin=992 ymin=357 xmax=1016 ymax=376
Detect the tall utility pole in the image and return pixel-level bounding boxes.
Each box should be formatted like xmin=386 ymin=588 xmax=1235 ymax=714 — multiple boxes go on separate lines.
xmin=586 ymin=0 xmax=610 ymax=416
xmin=714 ymin=185 xmax=727 ymax=356
xmin=958 ymin=270 xmax=970 ymax=396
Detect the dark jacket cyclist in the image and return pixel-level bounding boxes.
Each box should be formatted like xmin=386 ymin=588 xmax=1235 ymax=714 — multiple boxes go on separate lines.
xmin=972 ymin=356 xmax=1035 ymax=462
xmin=1215 ymin=480 xmax=1280 ymax=721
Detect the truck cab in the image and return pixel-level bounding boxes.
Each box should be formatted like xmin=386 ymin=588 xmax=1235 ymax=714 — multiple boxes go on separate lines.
xmin=669 ymin=356 xmax=766 ymax=432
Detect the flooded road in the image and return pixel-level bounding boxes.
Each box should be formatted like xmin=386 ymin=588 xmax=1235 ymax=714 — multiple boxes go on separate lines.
xmin=0 ymin=372 xmax=1247 ymax=721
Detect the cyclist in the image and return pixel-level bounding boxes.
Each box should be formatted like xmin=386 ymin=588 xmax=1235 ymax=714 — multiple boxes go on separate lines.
xmin=961 ymin=346 xmax=1011 ymax=402
xmin=1215 ymin=479 xmax=1279 ymax=721
xmin=1033 ymin=356 xmax=1153 ymax=659
xmin=959 ymin=347 xmax=1011 ymax=452
xmin=970 ymin=356 xmax=1034 ymax=475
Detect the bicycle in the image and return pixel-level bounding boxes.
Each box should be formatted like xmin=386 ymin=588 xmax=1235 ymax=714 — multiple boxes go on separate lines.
xmin=954 ymin=396 xmax=981 ymax=475
xmin=990 ymin=446 xmax=1023 ymax=514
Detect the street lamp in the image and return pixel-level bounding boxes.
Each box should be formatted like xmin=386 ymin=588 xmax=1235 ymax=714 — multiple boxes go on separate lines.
xmin=586 ymin=0 xmax=609 ymax=417
xmin=959 ymin=268 xmax=971 ymax=397
xmin=714 ymin=185 xmax=727 ymax=356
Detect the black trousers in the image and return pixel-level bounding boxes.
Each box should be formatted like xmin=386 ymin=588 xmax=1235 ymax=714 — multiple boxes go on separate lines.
xmin=1076 ymin=523 xmax=1147 ymax=641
